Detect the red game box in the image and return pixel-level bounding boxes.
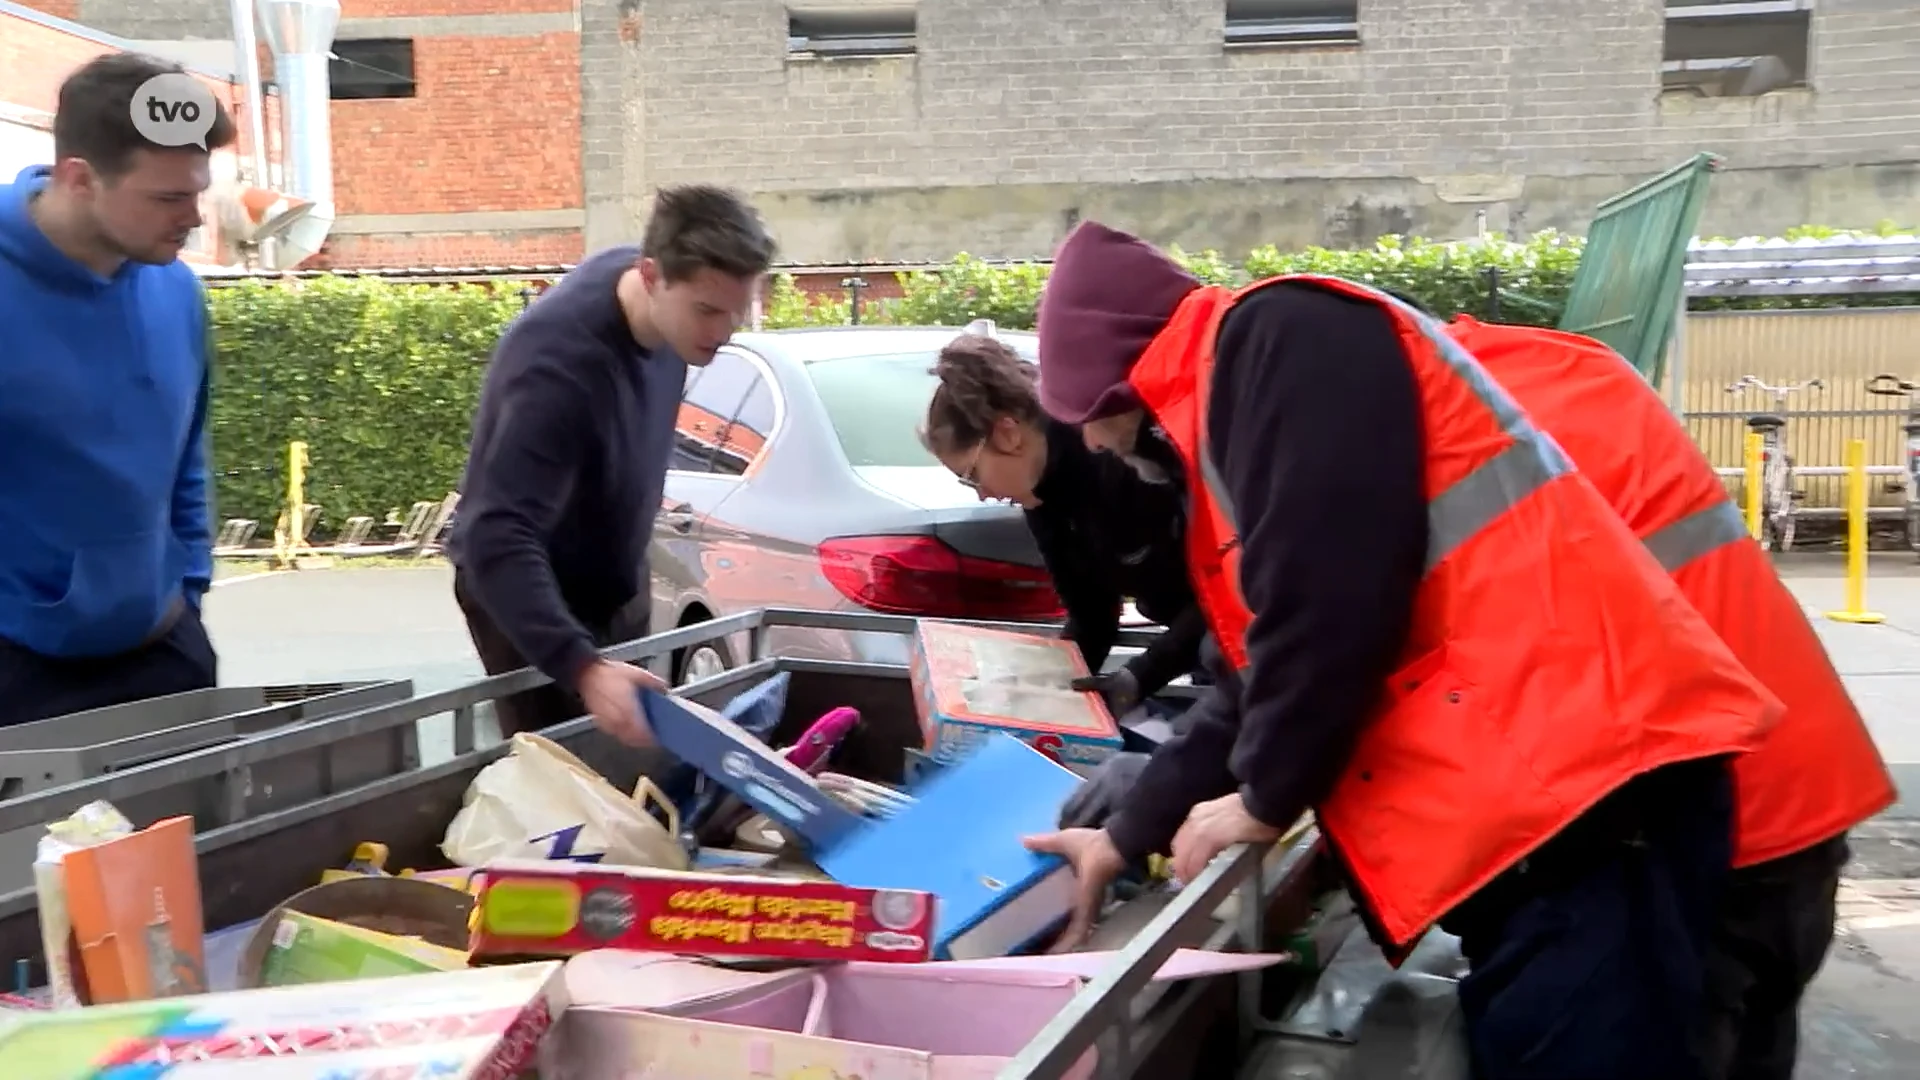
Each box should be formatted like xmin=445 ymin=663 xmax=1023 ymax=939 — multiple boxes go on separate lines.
xmin=467 ymin=859 xmax=934 ymax=964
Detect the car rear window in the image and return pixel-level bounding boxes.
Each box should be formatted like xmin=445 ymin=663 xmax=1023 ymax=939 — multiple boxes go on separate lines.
xmin=805 ymin=347 xmax=1035 ymax=468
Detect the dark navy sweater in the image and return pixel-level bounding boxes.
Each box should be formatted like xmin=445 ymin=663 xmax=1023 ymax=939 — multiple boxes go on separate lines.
xmin=449 ymin=246 xmax=686 ymax=690
xmin=0 ymin=166 xmax=214 ymax=658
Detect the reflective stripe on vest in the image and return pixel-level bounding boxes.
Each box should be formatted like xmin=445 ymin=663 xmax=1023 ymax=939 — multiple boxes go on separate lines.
xmin=1198 ymin=286 xmax=1577 ymax=576
xmin=1641 ymin=499 xmax=1751 ymax=573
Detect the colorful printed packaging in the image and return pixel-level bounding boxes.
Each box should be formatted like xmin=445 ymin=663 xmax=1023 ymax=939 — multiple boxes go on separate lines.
xmin=0 ymin=961 xmax=564 ymax=1079
xmin=467 ymin=858 xmax=934 ymax=964
xmin=909 ymin=620 xmax=1123 ymax=776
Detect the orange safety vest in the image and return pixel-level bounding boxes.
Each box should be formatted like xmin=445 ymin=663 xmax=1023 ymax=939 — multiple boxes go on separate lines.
xmin=1446 ymin=315 xmax=1896 ymax=868
xmin=1126 ymin=275 xmax=1783 ymax=948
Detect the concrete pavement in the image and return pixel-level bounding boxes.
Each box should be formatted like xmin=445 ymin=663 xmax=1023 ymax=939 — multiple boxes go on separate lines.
xmin=200 ymin=557 xmax=1920 ymax=1078
xmin=1768 ymin=556 xmax=1920 ymax=1076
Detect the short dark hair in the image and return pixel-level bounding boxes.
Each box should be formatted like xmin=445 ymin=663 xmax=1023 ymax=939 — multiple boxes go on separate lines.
xmin=641 ymin=184 xmax=776 ymax=283
xmin=53 ymin=52 xmax=237 ymax=178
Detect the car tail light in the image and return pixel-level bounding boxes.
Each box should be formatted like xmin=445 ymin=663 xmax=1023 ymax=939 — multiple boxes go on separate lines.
xmin=818 ymin=536 xmax=1065 ymax=621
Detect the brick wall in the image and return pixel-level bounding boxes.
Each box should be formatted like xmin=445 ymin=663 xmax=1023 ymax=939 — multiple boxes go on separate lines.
xmin=325 ymin=32 xmax=580 ymax=217
xmin=296 ymin=0 xmax=587 ymax=269
xmin=0 ymin=3 xmax=277 ymax=266
xmin=35 ymin=0 xmax=1920 ymax=268
xmin=58 ymin=0 xmax=585 ymax=269
xmin=0 ymin=6 xmax=127 ymax=113
xmin=607 ymin=0 xmax=1920 ymax=261
xmin=625 ymin=0 xmax=1920 ymax=184
xmin=319 ymin=227 xmax=580 ymax=268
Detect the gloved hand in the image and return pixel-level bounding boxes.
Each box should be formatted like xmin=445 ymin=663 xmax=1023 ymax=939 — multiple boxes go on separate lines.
xmin=1071 ymin=666 xmax=1141 ymax=716
xmin=1057 ymin=751 xmax=1152 ymax=830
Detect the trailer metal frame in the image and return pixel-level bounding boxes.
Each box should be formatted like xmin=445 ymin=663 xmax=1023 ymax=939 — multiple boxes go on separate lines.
xmin=0 ymin=608 xmax=1351 ymax=1079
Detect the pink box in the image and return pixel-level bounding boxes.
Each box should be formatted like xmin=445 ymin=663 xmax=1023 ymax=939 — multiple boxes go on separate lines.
xmin=545 ymin=962 xmax=1096 ymax=1080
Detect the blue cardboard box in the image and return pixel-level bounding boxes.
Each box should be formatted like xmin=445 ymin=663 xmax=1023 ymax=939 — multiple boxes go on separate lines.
xmin=641 ymin=677 xmax=1085 ymax=959
xmin=817 ymin=732 xmax=1084 ymax=960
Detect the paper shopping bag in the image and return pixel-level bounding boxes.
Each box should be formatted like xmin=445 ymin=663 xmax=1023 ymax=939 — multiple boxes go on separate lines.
xmin=441 ymin=732 xmax=689 ymax=871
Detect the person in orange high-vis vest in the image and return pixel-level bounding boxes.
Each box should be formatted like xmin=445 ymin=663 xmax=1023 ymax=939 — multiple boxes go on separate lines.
xmin=1020 ymin=221 xmax=1783 ymax=1080
xmin=1444 ymin=313 xmax=1896 ymax=1080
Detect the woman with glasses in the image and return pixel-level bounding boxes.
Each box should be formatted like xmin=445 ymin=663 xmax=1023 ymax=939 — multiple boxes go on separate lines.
xmin=920 ymin=332 xmax=1207 ymax=721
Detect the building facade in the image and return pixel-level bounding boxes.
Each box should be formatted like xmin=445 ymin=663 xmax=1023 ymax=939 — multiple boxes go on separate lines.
xmin=31 ymin=0 xmax=585 ymax=268
xmin=21 ymin=0 xmax=1920 ymax=269
xmin=0 ymin=0 xmax=277 ymax=268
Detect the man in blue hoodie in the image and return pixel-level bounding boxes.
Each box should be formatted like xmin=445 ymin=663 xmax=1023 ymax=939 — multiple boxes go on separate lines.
xmin=0 ymin=52 xmax=236 ymax=727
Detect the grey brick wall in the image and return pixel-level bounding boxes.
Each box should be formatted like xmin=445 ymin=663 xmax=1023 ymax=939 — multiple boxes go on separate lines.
xmin=620 ymin=0 xmax=1920 ymax=261
xmin=53 ymin=0 xmax=1920 ymax=261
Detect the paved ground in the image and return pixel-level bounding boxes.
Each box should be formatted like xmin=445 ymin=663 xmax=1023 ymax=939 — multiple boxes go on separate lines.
xmin=201 ymin=556 xmax=1920 ymax=1077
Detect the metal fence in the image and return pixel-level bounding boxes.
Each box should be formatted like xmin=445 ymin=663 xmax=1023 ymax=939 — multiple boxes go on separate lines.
xmin=1671 ymin=306 xmax=1920 ymax=511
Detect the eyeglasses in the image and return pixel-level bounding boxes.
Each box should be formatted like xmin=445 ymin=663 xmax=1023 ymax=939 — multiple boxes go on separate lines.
xmin=957 ymin=445 xmax=985 ymax=490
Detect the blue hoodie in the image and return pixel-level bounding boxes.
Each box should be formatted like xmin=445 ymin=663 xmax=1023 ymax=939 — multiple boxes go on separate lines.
xmin=0 ymin=165 xmax=214 ymax=658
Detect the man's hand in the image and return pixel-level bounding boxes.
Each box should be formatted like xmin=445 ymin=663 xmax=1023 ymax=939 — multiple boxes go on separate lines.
xmin=1170 ymin=792 xmax=1283 ymax=883
xmin=1022 ymin=827 xmax=1127 ymax=952
xmin=1070 ymin=667 xmax=1141 ymax=716
xmin=576 ymin=659 xmax=665 ymax=747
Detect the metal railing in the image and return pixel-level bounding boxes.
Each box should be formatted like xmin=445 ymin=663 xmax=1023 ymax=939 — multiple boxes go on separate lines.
xmin=0 ymin=607 xmax=1298 ymax=1079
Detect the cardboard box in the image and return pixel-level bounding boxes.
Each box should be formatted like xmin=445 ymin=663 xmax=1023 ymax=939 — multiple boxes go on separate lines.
xmin=543 ymin=963 xmax=1098 ymax=1080
xmin=58 ymin=815 xmax=205 ymax=1005
xmin=816 ymin=733 xmax=1082 ymax=960
xmin=0 ymin=961 xmax=565 ymax=1079
xmin=468 ymin=858 xmax=935 ymax=964
xmin=257 ymin=910 xmax=469 ymax=987
xmin=909 ymin=620 xmax=1122 ymax=775
xmin=641 ymin=674 xmax=1085 ymax=960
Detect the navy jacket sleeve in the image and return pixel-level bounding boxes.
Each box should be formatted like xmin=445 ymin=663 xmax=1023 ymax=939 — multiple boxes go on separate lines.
xmin=1104 ymin=668 xmax=1242 ymax=863
xmin=458 ymin=361 xmax=605 ymax=690
xmin=1207 ymin=284 xmax=1428 ymax=829
xmin=1122 ymin=603 xmax=1207 ymax=698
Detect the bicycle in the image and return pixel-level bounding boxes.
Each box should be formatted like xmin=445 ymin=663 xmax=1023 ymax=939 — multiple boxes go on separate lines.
xmin=1725 ymin=375 xmax=1824 ymax=552
xmin=1866 ymin=373 xmax=1920 ymax=555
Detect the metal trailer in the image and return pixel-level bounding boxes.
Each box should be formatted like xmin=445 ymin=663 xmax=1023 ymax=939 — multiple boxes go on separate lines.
xmin=0 ymin=679 xmax=415 ymax=897
xmin=0 ymin=609 xmax=1467 ymax=1080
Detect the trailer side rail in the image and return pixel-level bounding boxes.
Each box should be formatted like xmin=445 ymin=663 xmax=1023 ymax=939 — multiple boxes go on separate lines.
xmin=0 ymin=607 xmax=1297 ymax=1076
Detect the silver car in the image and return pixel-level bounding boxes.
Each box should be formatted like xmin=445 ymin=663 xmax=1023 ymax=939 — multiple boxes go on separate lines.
xmin=647 ymin=325 xmax=1068 ymax=681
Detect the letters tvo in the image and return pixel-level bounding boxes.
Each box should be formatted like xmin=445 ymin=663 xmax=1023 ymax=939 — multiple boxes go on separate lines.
xmin=145 ymin=96 xmax=201 ymax=124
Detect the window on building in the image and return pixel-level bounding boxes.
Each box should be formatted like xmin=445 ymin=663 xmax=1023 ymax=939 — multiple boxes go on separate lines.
xmin=1663 ymin=0 xmax=1812 ymax=97
xmin=1224 ymin=0 xmax=1359 ymax=47
xmin=330 ymin=38 xmax=417 ymax=100
xmin=787 ymin=7 xmax=917 ymax=59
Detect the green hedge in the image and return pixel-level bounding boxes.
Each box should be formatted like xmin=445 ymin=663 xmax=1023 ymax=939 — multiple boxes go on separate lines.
xmin=208 ymin=229 xmax=1920 ymax=530
xmin=208 ymin=276 xmax=520 ymax=531
xmin=763 ymin=232 xmax=1592 ymax=332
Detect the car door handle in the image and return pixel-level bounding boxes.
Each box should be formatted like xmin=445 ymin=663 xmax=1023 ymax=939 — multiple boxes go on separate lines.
xmin=661 ymin=502 xmax=696 ymax=533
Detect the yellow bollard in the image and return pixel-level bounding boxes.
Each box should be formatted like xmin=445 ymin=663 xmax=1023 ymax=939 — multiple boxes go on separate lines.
xmin=1743 ymin=431 xmax=1765 ymax=541
xmin=1824 ymin=437 xmax=1884 ymax=624
xmin=272 ymin=441 xmax=311 ymax=571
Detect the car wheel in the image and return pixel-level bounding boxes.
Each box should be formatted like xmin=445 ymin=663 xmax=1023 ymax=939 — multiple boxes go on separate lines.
xmin=674 ymin=638 xmax=733 ymax=686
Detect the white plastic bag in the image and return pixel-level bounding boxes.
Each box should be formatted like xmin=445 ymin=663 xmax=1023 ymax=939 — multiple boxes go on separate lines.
xmin=441 ymin=732 xmax=689 ymax=871
xmin=35 ymin=800 xmax=134 ymax=1008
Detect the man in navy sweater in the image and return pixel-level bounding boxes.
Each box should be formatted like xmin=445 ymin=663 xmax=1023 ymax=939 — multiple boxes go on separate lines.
xmin=451 ymin=186 xmax=775 ymax=744
xmin=0 ymin=54 xmax=235 ymax=727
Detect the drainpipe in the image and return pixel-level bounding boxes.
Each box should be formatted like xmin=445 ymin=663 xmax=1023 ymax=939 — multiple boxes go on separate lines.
xmin=255 ymin=0 xmax=339 ymax=210
xmin=227 ymin=0 xmax=271 ymax=189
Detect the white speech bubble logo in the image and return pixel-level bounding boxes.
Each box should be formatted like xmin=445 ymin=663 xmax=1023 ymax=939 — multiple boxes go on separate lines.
xmin=130 ymin=73 xmax=218 ymax=150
